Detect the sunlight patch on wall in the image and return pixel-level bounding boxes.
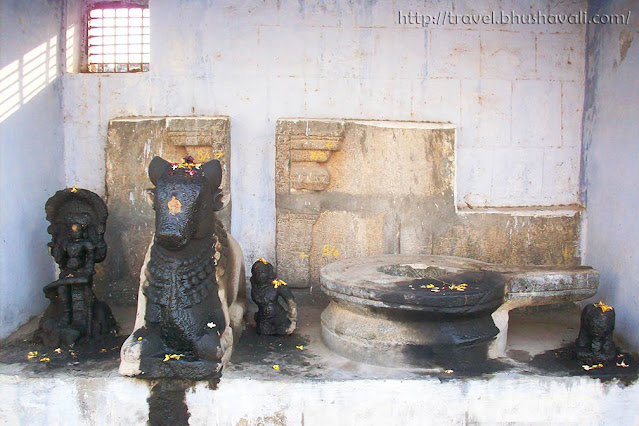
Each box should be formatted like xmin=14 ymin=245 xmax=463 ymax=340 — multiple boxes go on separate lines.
xmin=66 ymin=25 xmax=75 ymax=73
xmin=0 ymin=60 xmax=20 ymax=123
xmin=0 ymin=35 xmax=58 ymax=123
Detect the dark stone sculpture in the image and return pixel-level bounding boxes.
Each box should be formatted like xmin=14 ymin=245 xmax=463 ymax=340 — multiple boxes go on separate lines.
xmin=575 ymin=301 xmax=616 ymax=365
xmin=250 ymin=259 xmax=297 ymax=336
xmin=120 ymin=156 xmax=247 ymax=381
xmin=36 ymin=187 xmax=117 ymax=347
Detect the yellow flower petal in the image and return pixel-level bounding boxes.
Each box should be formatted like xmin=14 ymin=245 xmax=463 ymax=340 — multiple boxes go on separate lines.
xmin=137 ymin=336 xmax=143 ymax=341
xmin=27 ymin=351 xmax=38 ymax=359
xmin=272 ymin=364 xmax=280 ymax=370
xmin=40 ymin=357 xmax=50 ymax=362
xmin=257 ymin=258 xmax=268 ymax=264
xmin=272 ymin=279 xmax=287 ymax=288
xmin=595 ymin=301 xmax=613 ymax=312
xmin=582 ymin=363 xmax=604 ymax=371
xmin=296 ymin=345 xmax=304 ymax=350
xmin=54 ymin=348 xmax=62 ymax=354
xmin=163 ymin=353 xmax=185 ymax=362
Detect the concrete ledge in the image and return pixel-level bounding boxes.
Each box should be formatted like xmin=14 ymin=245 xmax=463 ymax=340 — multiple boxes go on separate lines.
xmin=456 ymin=204 xmax=584 ymax=217
xmin=1 ymin=371 xmax=638 ymax=425
xmin=2 ymin=292 xmax=637 ymax=425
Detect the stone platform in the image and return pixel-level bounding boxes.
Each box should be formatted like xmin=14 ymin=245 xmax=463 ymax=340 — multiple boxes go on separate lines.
xmin=320 ymin=255 xmax=599 ymax=367
xmin=1 ymin=291 xmax=637 ymax=425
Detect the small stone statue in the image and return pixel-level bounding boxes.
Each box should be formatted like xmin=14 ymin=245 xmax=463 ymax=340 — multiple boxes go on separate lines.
xmin=120 ymin=156 xmax=247 ymax=380
xmin=37 ymin=187 xmax=117 ymax=347
xmin=250 ymin=259 xmax=297 ymax=335
xmin=575 ymin=301 xmax=616 ymax=365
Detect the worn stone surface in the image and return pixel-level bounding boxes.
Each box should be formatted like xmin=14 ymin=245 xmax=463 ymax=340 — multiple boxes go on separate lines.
xmin=321 ymin=301 xmax=500 ymax=369
xmin=434 ymin=213 xmax=582 ymax=266
xmin=320 ymin=254 xmax=598 ymax=366
xmin=98 ymin=117 xmax=231 ymax=305
xmin=119 ymin=156 xmax=246 ymax=380
xmin=4 ymin=292 xmax=639 ymax=426
xmin=576 ymin=302 xmax=616 ymax=365
xmin=276 ymin=119 xmax=581 ymax=288
xmin=37 ymin=188 xmax=117 ymax=347
xmin=249 ymin=260 xmax=297 ymax=336
xmin=321 ymin=255 xmax=598 ymax=309
xmin=290 ymin=163 xmax=331 ymax=191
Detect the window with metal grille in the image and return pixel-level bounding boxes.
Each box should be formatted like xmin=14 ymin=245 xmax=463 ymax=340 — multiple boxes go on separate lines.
xmin=87 ymin=6 xmax=149 ymax=73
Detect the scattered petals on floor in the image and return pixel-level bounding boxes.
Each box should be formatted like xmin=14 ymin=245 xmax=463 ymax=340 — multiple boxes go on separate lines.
xmin=582 ymin=363 xmax=604 ymax=370
xmin=163 ymin=354 xmax=185 ymax=362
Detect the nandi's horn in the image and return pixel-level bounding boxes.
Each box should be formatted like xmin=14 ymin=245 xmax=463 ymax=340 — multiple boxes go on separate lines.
xmin=148 ymin=156 xmax=171 ymax=185
xmin=201 ymin=159 xmax=222 ymax=190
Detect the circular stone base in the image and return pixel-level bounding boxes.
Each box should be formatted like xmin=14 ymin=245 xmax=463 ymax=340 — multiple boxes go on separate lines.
xmin=320 ymin=255 xmax=506 ymax=368
xmin=321 ymin=301 xmax=499 ymax=368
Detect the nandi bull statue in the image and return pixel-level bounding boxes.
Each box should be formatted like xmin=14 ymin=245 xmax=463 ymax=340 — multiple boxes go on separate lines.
xmin=120 ymin=156 xmax=247 ymax=380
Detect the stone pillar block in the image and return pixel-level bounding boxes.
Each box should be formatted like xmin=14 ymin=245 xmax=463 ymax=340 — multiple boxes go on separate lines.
xmin=275 ymin=119 xmax=582 ymax=289
xmin=98 ymin=116 xmax=231 ymax=304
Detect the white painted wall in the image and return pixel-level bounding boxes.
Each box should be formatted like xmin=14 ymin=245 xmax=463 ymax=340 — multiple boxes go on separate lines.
xmin=582 ymin=0 xmax=639 ymax=349
xmin=62 ymin=0 xmax=588 ymax=268
xmin=0 ymin=0 xmax=65 ymax=338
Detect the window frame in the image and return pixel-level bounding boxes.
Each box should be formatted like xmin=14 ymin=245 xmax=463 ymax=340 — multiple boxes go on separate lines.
xmin=82 ymin=0 xmax=149 ymax=73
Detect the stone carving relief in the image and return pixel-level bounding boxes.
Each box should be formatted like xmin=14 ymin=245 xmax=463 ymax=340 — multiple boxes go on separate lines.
xmin=99 ymin=116 xmax=231 ymax=304
xmin=275 ymin=119 xmax=581 ymax=289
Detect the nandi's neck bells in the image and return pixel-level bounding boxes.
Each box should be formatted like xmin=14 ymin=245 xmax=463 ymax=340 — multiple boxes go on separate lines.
xmin=120 ymin=156 xmax=247 ymax=381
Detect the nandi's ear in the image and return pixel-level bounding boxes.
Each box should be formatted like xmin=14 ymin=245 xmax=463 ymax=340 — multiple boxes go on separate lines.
xmin=148 ymin=156 xmax=170 ymax=185
xmin=201 ymin=159 xmax=222 ymax=190
xmin=211 ymin=189 xmax=224 ymax=211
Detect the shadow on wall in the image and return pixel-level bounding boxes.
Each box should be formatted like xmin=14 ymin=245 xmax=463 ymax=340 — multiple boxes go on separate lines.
xmin=0 ymin=27 xmax=68 ymax=338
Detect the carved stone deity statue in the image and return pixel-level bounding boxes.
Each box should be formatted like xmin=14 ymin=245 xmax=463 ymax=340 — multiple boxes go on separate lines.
xmin=120 ymin=156 xmax=247 ymax=380
xmin=36 ymin=187 xmax=117 ymax=346
xmin=250 ymin=259 xmax=297 ymax=336
xmin=575 ymin=301 xmax=616 ymax=365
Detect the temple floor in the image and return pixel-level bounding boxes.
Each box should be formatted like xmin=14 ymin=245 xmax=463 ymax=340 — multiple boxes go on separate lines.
xmin=1 ymin=290 xmax=637 ymax=425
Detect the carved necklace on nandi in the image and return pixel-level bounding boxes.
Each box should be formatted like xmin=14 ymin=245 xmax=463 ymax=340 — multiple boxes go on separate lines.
xmin=146 ymin=238 xmax=218 ymax=308
xmin=119 ymin=156 xmax=247 ymax=381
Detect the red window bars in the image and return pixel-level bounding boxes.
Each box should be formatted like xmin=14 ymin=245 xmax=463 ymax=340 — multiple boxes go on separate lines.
xmin=87 ymin=7 xmax=149 ymax=73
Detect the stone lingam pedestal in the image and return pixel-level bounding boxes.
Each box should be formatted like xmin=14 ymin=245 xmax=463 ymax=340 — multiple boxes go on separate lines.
xmin=320 ymin=255 xmax=599 ymax=369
